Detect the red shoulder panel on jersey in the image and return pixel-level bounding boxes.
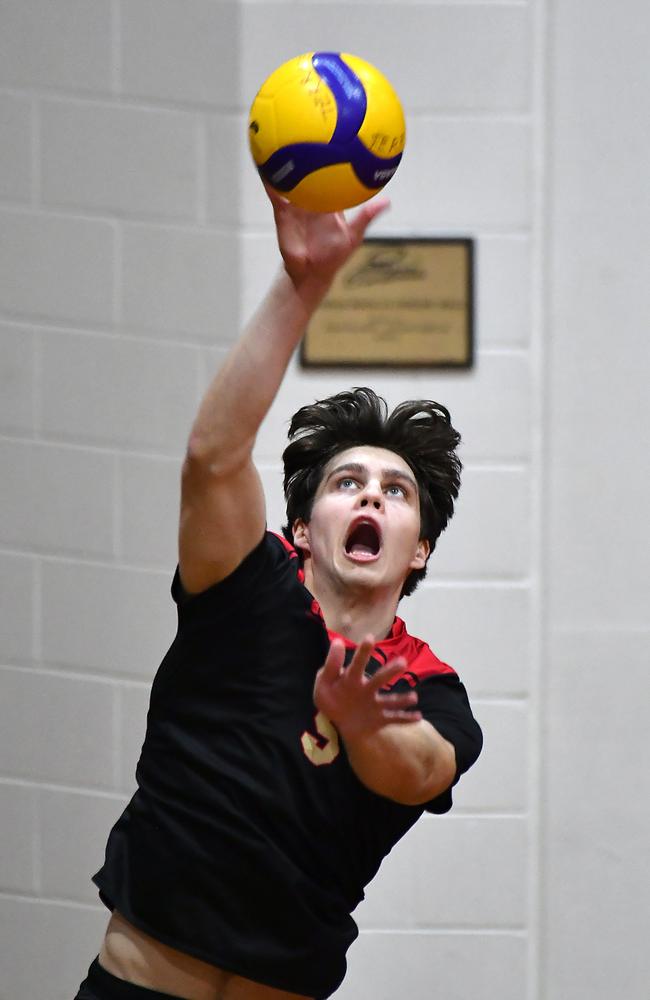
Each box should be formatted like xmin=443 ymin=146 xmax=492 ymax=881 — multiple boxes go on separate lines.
xmin=377 ymin=618 xmax=457 ymax=685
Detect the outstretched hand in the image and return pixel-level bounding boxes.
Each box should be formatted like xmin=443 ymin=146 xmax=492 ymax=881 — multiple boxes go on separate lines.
xmin=313 ymin=636 xmax=421 ymax=743
xmin=264 ymin=182 xmax=390 ymax=290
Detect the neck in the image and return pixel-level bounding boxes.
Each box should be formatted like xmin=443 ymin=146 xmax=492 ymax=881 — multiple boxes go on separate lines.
xmin=303 ymin=563 xmax=400 ymax=644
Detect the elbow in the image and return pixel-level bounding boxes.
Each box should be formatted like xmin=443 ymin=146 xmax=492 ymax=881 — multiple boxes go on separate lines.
xmin=346 ymin=724 xmax=457 ymax=806
xmin=388 ymin=769 xmax=454 ymax=807
xmin=406 ymin=771 xmax=454 ymax=806
xmin=362 ymin=761 xmax=449 ymax=807
xmin=385 ymin=773 xmax=446 ymax=807
xmin=389 ymin=746 xmax=457 ymax=807
xmin=184 ymin=427 xmax=222 ymax=467
xmin=183 ymin=431 xmax=253 ymax=480
xmin=182 ymin=437 xmax=216 ymax=484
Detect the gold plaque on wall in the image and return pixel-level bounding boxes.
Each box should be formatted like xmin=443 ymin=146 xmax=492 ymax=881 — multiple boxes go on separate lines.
xmin=301 ymin=238 xmax=474 ymax=368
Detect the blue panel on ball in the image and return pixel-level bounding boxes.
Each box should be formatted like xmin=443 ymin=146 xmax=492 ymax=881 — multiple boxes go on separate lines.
xmin=348 ymin=136 xmax=402 ymax=189
xmin=258 ymin=138 xmax=402 ymax=195
xmin=312 ymin=52 xmax=367 ymax=143
xmin=259 ymin=142 xmax=351 ymax=191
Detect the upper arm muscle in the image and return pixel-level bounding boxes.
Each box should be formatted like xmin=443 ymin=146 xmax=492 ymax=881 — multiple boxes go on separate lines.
xmin=178 ymin=454 xmax=266 ymax=594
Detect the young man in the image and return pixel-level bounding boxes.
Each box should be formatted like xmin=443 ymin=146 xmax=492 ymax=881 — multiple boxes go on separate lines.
xmin=75 ymin=191 xmax=482 ymax=1000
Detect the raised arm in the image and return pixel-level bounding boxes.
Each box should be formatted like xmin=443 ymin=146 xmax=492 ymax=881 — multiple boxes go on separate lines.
xmin=179 ymin=190 xmax=390 ymax=594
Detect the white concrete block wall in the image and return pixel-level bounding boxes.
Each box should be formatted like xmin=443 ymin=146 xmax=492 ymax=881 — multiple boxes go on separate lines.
xmin=40 ymin=101 xmax=199 ymax=220
xmin=0 ymin=324 xmax=37 ymax=433
xmin=120 ymin=0 xmax=241 ymax=107
xmin=1 ymin=898 xmax=108 ymax=1000
xmin=40 ymin=331 xmax=198 ymax=451
xmin=1 ymin=440 xmax=115 ymax=555
xmin=336 ymin=932 xmax=527 ymax=1000
xmin=0 ymin=1 xmax=113 ymax=93
xmin=0 ymin=212 xmax=114 ymax=323
xmin=41 ymin=561 xmax=172 ymax=679
xmin=2 ymin=2 xmax=646 ymax=999
xmin=543 ymin=1 xmax=650 ymax=997
xmin=0 ymin=2 xmax=241 ymax=996
xmin=120 ymin=225 xmax=240 ymax=341
xmin=0 ymin=668 xmax=116 ymax=788
xmin=0 ymin=95 xmax=32 ymax=202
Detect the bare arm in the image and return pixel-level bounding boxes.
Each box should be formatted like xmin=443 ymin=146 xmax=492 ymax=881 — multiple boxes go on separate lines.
xmin=343 ymin=720 xmax=456 ymax=806
xmin=314 ymin=638 xmax=457 ymax=805
xmin=179 ymin=190 xmax=390 ymax=594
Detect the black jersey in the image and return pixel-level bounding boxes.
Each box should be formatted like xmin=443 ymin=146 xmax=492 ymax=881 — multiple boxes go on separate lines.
xmin=93 ymin=532 xmax=482 ymax=999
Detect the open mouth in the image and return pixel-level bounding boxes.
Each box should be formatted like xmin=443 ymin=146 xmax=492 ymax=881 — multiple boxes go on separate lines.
xmin=345 ymin=520 xmax=382 ymax=561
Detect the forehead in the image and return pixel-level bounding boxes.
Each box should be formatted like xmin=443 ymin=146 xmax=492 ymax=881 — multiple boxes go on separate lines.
xmin=322 ymin=445 xmax=414 ymax=480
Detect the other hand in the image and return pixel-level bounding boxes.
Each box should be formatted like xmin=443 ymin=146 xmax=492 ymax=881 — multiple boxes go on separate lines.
xmin=313 ymin=636 xmax=421 ymax=742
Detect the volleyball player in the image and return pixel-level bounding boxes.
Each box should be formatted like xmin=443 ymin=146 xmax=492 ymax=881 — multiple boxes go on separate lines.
xmin=75 ymin=191 xmax=482 ymax=1000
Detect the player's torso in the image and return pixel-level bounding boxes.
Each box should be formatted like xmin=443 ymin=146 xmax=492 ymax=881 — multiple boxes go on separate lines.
xmin=136 ymin=538 xmax=392 ymax=906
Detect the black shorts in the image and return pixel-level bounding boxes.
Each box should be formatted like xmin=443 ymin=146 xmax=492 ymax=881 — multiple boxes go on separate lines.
xmin=74 ymin=958 xmax=183 ymax=1000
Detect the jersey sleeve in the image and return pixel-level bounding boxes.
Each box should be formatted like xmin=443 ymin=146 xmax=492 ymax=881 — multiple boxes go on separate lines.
xmin=411 ymin=673 xmax=483 ymax=814
xmin=170 ymin=529 xmax=278 ymax=611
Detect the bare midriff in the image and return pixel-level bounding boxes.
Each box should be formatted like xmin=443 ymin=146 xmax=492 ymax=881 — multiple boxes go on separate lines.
xmin=98 ymin=911 xmax=312 ymax=1000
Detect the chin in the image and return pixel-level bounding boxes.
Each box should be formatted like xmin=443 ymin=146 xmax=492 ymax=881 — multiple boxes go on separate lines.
xmin=337 ymin=559 xmax=394 ymax=592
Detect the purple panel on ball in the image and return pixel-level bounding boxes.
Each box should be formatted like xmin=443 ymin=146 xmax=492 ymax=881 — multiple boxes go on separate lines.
xmin=259 ymin=142 xmax=349 ymax=191
xmin=348 ymin=137 xmax=402 ymax=190
xmin=258 ymin=138 xmax=402 ymax=195
xmin=311 ymin=52 xmax=367 ymax=143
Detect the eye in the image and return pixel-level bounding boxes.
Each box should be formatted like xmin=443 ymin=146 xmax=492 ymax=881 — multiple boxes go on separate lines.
xmin=337 ymin=477 xmax=359 ymax=490
xmin=386 ymin=483 xmax=406 ymax=498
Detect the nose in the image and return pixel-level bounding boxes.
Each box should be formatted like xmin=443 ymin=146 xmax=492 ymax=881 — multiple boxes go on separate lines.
xmin=359 ymin=480 xmax=383 ymax=511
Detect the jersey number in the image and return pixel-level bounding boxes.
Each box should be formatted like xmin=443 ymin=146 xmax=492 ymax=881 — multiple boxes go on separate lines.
xmin=301 ymin=711 xmax=340 ymax=766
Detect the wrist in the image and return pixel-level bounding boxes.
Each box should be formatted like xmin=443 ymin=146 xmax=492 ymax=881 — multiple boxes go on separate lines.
xmin=282 ymin=268 xmax=334 ymax=314
xmin=334 ymin=717 xmax=380 ymax=747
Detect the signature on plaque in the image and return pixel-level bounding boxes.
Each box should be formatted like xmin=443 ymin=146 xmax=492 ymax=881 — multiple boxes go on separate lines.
xmin=345 ymin=248 xmax=425 ymax=287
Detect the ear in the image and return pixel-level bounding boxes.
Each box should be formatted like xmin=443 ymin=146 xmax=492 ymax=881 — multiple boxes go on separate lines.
xmin=410 ymin=537 xmax=430 ymax=571
xmin=292 ymin=518 xmax=311 ymax=557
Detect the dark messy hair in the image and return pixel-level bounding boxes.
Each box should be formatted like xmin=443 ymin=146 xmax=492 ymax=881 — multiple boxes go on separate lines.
xmin=281 ymin=387 xmax=461 ymax=598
